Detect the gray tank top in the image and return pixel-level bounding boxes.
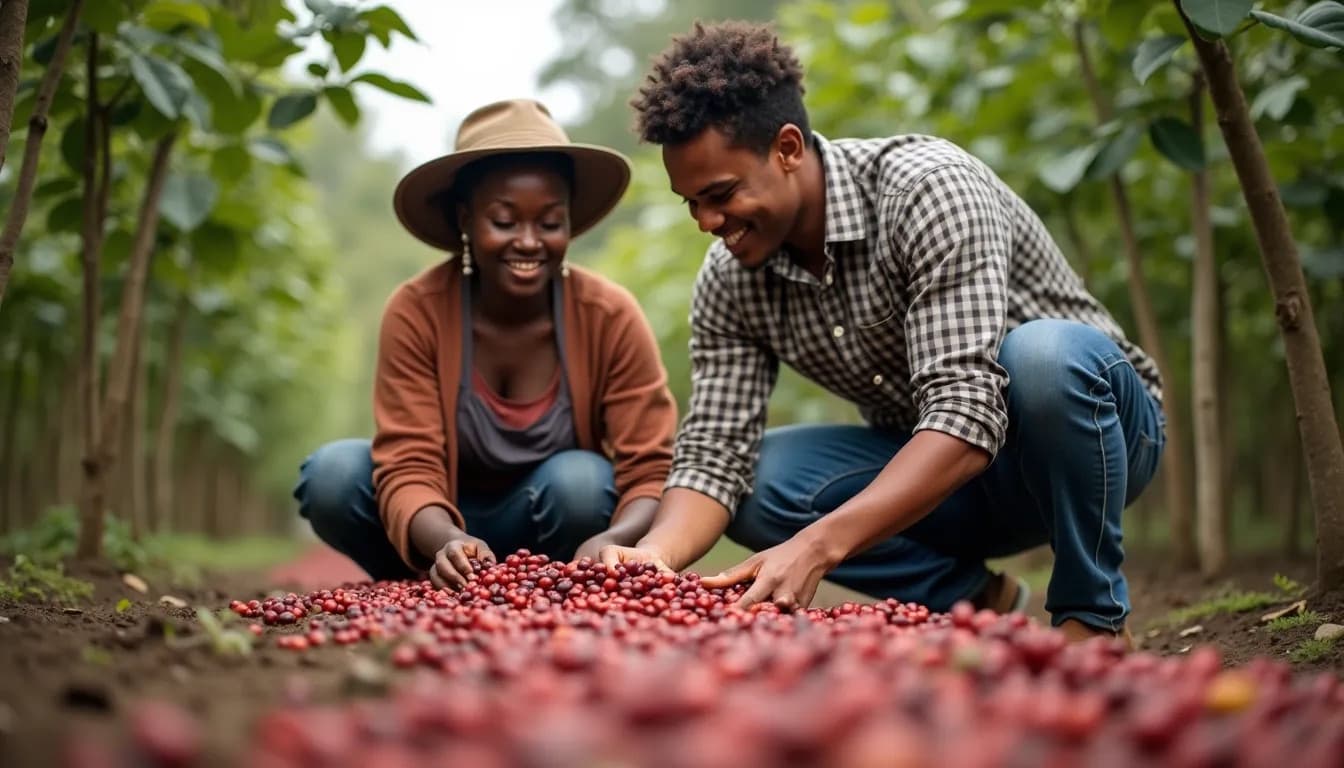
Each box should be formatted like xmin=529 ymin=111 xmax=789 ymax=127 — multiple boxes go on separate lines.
xmin=456 ymin=277 xmax=577 ymax=494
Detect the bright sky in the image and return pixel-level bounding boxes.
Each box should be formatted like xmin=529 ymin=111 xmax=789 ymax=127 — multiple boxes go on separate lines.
xmin=289 ymin=0 xmax=580 ymax=168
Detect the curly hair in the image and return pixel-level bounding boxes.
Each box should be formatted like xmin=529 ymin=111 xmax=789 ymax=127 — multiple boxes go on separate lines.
xmin=631 ymin=20 xmax=810 ymax=154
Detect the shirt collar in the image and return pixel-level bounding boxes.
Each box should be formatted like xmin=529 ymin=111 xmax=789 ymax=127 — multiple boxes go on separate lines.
xmin=767 ymin=133 xmax=868 ymax=281
xmin=816 ymin=133 xmax=869 ymax=244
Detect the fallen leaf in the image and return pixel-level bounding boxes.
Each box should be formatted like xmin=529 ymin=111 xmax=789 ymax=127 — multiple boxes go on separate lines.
xmin=1260 ymin=600 xmax=1307 ymax=623
xmin=121 ymin=573 xmax=149 ymax=594
xmin=1146 ymin=628 xmax=1162 ymax=638
xmin=159 ymin=595 xmax=188 ymax=609
xmin=1178 ymin=645 xmax=1192 ymax=654
xmin=63 ymin=607 xmax=84 ymax=615
xmin=1179 ymin=625 xmax=1204 ymax=637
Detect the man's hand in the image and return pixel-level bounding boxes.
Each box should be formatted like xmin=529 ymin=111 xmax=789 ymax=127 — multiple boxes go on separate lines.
xmin=700 ymin=532 xmax=840 ymax=612
xmin=596 ymin=543 xmax=675 ymax=574
xmin=428 ymin=534 xmax=496 ymax=590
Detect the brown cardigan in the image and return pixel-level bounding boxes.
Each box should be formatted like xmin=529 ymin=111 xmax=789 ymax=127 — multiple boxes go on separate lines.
xmin=371 ymin=260 xmax=677 ymax=568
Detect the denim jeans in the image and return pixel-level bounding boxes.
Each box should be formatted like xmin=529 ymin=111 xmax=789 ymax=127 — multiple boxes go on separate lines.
xmin=728 ymin=319 xmax=1165 ymax=631
xmin=293 ymin=444 xmax=617 ymax=580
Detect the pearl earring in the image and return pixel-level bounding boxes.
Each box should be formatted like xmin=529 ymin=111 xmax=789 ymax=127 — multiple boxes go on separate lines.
xmin=460 ymin=232 xmax=473 ymax=276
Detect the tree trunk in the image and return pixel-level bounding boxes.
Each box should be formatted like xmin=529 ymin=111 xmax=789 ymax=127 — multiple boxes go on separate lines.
xmin=0 ymin=0 xmax=30 ymax=174
xmin=77 ymin=134 xmax=176 ymax=559
xmin=1189 ymin=74 xmax=1227 ymax=577
xmin=127 ymin=328 xmax=147 ymax=540
xmin=78 ymin=33 xmax=106 ymax=539
xmin=151 ymin=291 xmax=189 ymax=533
xmin=0 ymin=0 xmax=84 ymax=309
xmin=1178 ymin=3 xmax=1344 ymax=591
xmin=0 ymin=335 xmax=27 ymax=531
xmin=1074 ymin=21 xmax=1197 ymax=569
xmin=1285 ymin=425 xmax=1305 ymax=558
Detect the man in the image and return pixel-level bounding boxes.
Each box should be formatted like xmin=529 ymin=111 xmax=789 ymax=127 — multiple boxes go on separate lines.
xmin=599 ymin=21 xmax=1165 ymax=643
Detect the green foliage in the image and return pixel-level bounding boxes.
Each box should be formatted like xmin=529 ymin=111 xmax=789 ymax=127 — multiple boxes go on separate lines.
xmin=1266 ymin=609 xmax=1327 ymax=632
xmin=1274 ymin=573 xmax=1307 ymax=596
xmin=0 ymin=555 xmax=94 ymax=604
xmin=1163 ymin=590 xmax=1283 ymax=626
xmin=1253 ymin=1 xmax=1344 ymax=49
xmin=190 ymin=606 xmax=254 ymax=657
xmin=1289 ymin=634 xmax=1339 ymax=662
xmin=1181 ymin=0 xmax=1255 ymax=37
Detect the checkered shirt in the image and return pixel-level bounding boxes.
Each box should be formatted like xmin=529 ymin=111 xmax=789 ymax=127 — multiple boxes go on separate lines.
xmin=665 ymin=134 xmax=1163 ymax=513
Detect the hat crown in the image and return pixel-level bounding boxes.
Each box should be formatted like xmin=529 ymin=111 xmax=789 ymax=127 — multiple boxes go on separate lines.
xmin=453 ymin=99 xmax=571 ymax=153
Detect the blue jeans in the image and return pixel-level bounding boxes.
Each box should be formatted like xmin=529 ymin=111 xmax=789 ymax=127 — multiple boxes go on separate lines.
xmin=729 ymin=320 xmax=1165 ymax=631
xmin=293 ymin=445 xmax=617 ymax=580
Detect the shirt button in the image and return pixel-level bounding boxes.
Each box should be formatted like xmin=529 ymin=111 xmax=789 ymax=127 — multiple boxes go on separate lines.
xmin=872 ymin=374 xmax=883 ymax=386
xmin=832 ymin=325 xmax=845 ymax=338
xmin=824 ymin=272 xmax=834 ymax=286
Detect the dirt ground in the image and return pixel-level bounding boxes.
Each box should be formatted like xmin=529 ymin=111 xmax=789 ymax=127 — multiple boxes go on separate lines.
xmin=0 ymin=550 xmax=1339 ymax=767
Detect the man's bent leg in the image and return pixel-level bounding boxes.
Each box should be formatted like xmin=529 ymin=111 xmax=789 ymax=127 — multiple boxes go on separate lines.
xmin=983 ymin=319 xmax=1165 ymax=632
xmin=293 ymin=438 xmax=416 ymax=581
xmin=726 ymin=424 xmax=994 ymax=611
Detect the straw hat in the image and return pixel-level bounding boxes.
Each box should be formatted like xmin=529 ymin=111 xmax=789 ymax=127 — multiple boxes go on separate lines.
xmin=393 ymin=98 xmax=632 ymax=251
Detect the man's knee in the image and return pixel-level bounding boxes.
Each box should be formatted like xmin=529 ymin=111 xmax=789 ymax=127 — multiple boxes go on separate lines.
xmin=1000 ymin=319 xmax=1118 ymax=425
xmin=295 ymin=438 xmax=372 ymax=528
xmin=535 ymin=450 xmax=615 ymax=532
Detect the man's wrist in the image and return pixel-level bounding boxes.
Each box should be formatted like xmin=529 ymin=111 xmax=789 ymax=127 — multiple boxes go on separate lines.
xmin=798 ymin=519 xmax=851 ymax=569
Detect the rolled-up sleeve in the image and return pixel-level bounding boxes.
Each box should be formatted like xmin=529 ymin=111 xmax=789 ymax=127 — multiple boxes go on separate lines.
xmin=890 ymin=163 xmax=1012 ymax=456
xmin=665 ymin=254 xmax=778 ymax=514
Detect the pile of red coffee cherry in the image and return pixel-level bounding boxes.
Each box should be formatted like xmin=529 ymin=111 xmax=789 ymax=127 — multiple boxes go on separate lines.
xmin=95 ymin=551 xmax=1344 ymax=767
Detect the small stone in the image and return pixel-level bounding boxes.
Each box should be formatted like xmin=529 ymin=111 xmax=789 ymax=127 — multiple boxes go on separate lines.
xmin=1313 ymin=623 xmax=1344 ymax=641
xmin=159 ymin=595 xmax=188 ymax=609
xmin=0 ymin=616 xmax=10 ymax=624
xmin=121 ymin=573 xmax=149 ymax=594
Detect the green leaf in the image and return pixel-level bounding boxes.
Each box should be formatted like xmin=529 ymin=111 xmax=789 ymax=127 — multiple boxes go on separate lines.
xmin=142 ymin=0 xmax=212 ymax=30
xmin=1133 ymin=35 xmax=1187 ymax=84
xmin=1038 ymin=145 xmax=1101 ymax=194
xmin=59 ymin=118 xmax=85 ymax=174
xmin=322 ymin=86 xmax=360 ymax=126
xmin=214 ymin=12 xmax=304 ymax=68
xmin=1250 ymin=75 xmax=1308 ymax=121
xmin=197 ymin=79 xmax=261 ymax=136
xmin=84 ymin=0 xmax=126 ymax=34
xmin=1085 ymin=124 xmax=1144 ymax=180
xmin=267 ymin=92 xmax=318 ymax=129
xmin=129 ymin=54 xmax=193 ymax=120
xmin=1251 ymin=2 xmax=1344 ymax=49
xmin=1149 ymin=117 xmax=1205 ymax=171
xmin=1180 ymin=0 xmax=1254 ymax=36
xmin=160 ymin=173 xmax=219 ymax=231
xmin=359 ymin=5 xmax=418 ymax=44
xmin=116 ymin=598 xmax=132 ymax=613
xmin=307 ymin=62 xmax=329 ymax=78
xmin=350 ymin=72 xmax=430 ymax=102
xmin=190 ymin=222 xmax=242 ymax=272
xmin=46 ymin=196 xmax=83 ymax=233
xmin=248 ymin=136 xmax=298 ymax=168
xmin=210 ymin=143 xmax=253 ymax=185
xmin=327 ymin=30 xmax=366 ymax=73
xmin=109 ymin=99 xmax=141 ymax=126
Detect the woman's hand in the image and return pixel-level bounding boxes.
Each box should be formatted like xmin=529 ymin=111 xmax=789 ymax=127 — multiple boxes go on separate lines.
xmin=429 ymin=532 xmax=497 ymax=590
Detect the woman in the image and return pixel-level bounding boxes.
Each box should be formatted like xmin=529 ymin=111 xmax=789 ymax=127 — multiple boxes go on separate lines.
xmin=293 ymin=99 xmax=677 ymax=590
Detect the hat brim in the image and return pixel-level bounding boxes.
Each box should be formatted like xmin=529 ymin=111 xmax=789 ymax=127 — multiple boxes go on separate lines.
xmin=393 ymin=144 xmax=633 ymax=252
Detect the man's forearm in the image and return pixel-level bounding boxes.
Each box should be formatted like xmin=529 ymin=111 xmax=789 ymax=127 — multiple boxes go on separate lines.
xmin=806 ymin=430 xmax=991 ymax=565
xmin=637 ymin=487 xmax=731 ymax=571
